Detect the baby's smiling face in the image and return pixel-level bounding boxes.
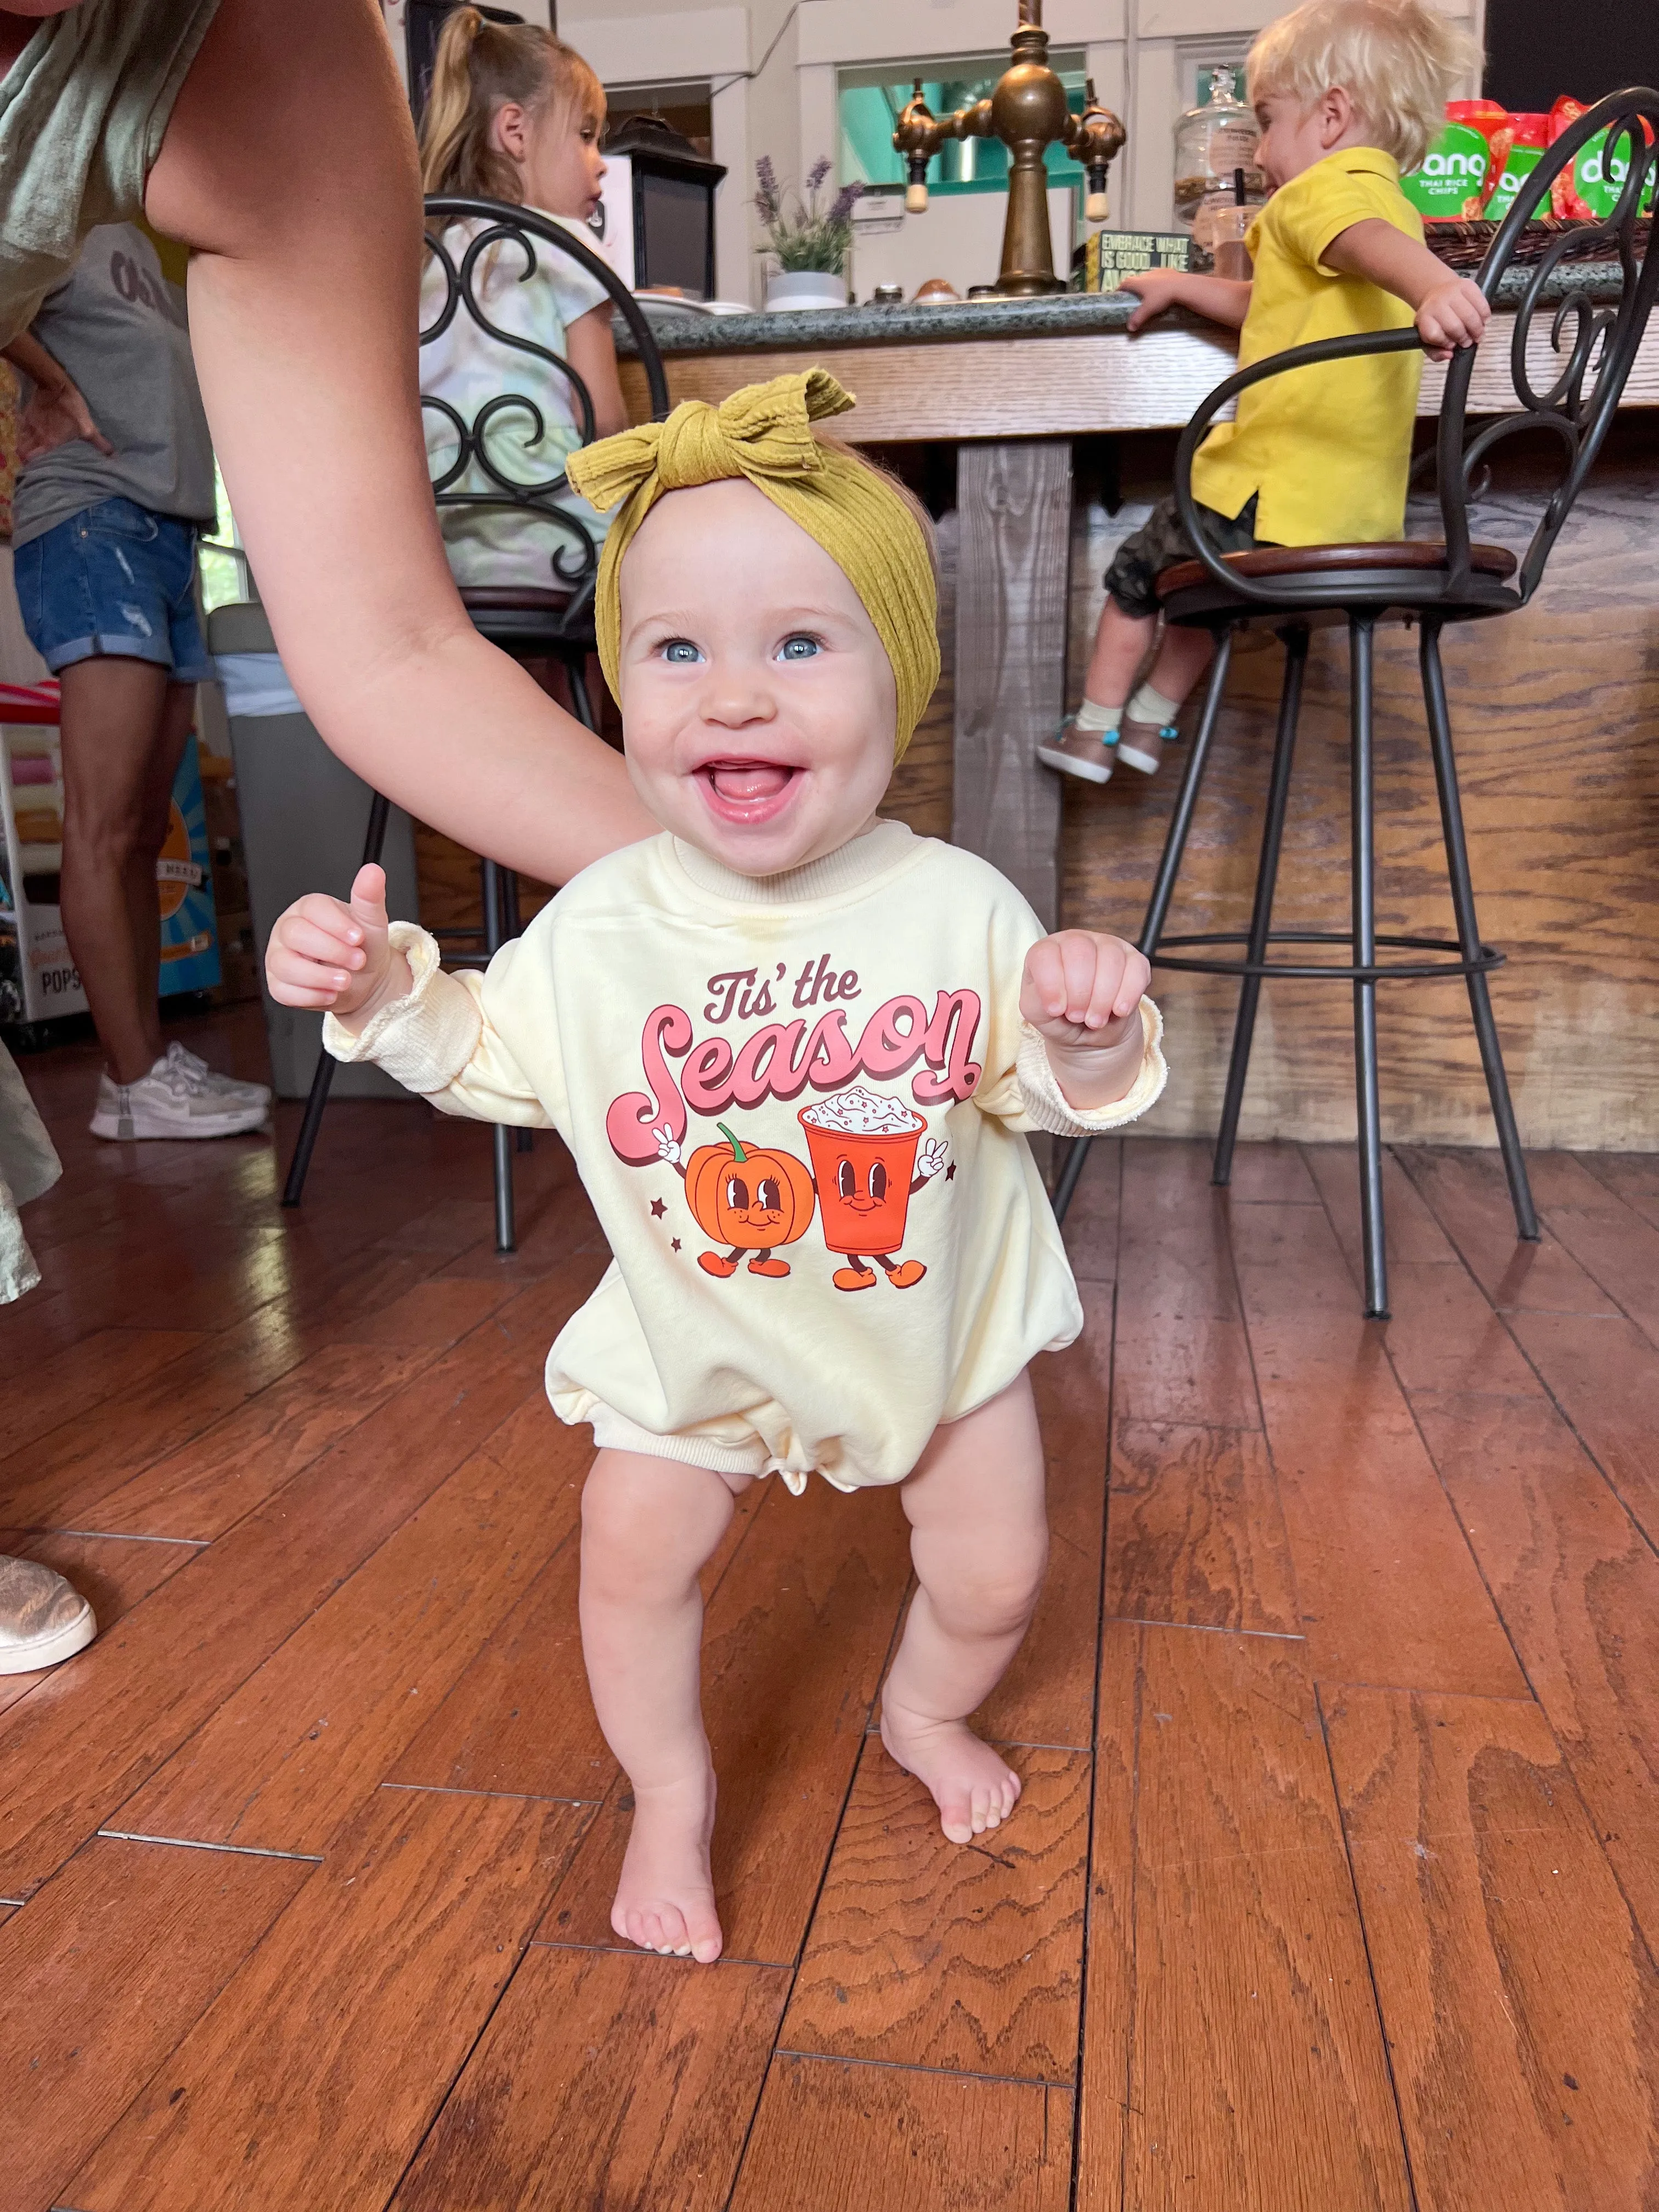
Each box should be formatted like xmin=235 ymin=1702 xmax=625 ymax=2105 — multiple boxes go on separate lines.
xmin=616 ymin=478 xmax=899 ymax=878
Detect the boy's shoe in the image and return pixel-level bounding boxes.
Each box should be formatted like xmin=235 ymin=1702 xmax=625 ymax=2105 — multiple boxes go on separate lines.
xmin=0 ymin=1555 xmax=96 ymax=1674
xmin=91 ymin=1054 xmax=271 ymax=1141
xmin=1036 ymin=716 xmax=1117 ymax=785
xmin=159 ymin=1039 xmax=272 ymax=1109
xmin=1116 ymin=719 xmax=1180 ymax=776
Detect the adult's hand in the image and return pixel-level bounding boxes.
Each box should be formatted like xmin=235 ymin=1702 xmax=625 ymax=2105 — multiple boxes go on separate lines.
xmin=2 ymin=331 xmax=115 ymax=460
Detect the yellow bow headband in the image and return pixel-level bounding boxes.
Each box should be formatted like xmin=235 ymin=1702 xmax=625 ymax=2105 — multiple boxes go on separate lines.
xmin=565 ymin=369 xmax=939 ymax=762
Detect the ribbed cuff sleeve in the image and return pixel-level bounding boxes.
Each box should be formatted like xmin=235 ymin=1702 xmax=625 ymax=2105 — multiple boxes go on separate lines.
xmin=321 ymin=923 xmax=483 ymax=1096
xmin=1015 ymin=996 xmax=1167 ymax=1135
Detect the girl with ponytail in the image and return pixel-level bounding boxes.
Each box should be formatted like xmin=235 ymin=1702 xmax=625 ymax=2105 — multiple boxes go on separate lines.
xmin=418 ymin=8 xmax=627 ymax=592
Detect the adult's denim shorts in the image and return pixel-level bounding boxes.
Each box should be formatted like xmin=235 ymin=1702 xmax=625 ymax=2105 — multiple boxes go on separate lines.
xmin=13 ymin=496 xmax=215 ymax=684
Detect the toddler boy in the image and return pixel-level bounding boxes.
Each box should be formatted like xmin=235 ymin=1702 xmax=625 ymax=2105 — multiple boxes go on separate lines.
xmin=1040 ymin=0 xmax=1489 ymax=785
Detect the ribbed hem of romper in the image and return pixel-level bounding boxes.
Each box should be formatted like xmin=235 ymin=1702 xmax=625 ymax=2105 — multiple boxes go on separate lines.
xmin=322 ymin=922 xmax=482 ymax=1093
xmin=584 ymin=1400 xmax=775 ymax=1477
xmin=669 ymin=817 xmax=918 ymax=905
xmin=1016 ymin=997 xmax=1167 ymax=1135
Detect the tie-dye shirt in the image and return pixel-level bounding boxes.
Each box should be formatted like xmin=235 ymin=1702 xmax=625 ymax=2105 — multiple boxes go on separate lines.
xmin=418 ymin=209 xmax=613 ymax=592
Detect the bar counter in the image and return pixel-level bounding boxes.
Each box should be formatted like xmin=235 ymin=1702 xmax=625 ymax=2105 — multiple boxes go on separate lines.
xmin=612 ymin=280 xmax=1657 ymax=1151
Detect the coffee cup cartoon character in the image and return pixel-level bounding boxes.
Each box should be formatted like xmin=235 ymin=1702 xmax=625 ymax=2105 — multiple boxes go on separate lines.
xmin=798 ymin=1085 xmax=948 ymax=1291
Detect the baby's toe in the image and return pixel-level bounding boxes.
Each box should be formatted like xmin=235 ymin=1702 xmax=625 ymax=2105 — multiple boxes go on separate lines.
xmin=939 ymin=1793 xmax=974 ymax=1845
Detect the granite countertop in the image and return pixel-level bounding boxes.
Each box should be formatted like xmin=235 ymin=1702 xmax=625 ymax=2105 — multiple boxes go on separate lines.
xmin=617 ymin=261 xmax=1629 ymax=358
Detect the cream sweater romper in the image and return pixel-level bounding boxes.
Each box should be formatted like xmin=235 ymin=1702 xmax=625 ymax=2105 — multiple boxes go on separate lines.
xmin=328 ymin=821 xmax=1167 ymax=1492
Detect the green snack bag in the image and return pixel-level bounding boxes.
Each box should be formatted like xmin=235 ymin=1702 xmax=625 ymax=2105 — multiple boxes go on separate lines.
xmin=1484 ymin=113 xmax=1548 ymax=222
xmin=1401 ymin=101 xmax=1510 ymax=221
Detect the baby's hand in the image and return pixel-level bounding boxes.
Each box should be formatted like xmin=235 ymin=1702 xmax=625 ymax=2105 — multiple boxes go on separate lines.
xmin=266 ymin=863 xmax=401 ymax=1018
xmin=1416 ymin=275 xmax=1490 ymax=362
xmin=1020 ymin=930 xmax=1149 ymax=1053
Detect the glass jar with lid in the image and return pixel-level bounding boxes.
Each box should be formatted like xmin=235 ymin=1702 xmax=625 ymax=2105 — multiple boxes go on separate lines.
xmin=1173 ymin=66 xmax=1265 ymax=239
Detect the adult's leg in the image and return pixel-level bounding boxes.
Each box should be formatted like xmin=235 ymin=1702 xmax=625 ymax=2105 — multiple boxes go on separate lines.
xmin=56 ymin=657 xmax=176 ymax=1084
xmin=579 ymin=1446 xmax=753 ymax=1962
xmin=880 ymin=1370 xmax=1049 ymax=1843
xmin=129 ymin=681 xmax=195 ymax=1047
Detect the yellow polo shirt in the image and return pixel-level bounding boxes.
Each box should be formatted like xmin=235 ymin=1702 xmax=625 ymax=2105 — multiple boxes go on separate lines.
xmin=1191 ymin=148 xmax=1424 ymax=546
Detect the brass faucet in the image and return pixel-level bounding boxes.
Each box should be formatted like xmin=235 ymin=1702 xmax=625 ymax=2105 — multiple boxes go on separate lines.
xmin=891 ymin=0 xmax=1125 ymax=297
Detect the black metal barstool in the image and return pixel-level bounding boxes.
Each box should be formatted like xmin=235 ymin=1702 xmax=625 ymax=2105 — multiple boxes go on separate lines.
xmin=282 ymin=200 xmax=670 ymax=1247
xmin=1054 ymin=87 xmax=1659 ymax=1317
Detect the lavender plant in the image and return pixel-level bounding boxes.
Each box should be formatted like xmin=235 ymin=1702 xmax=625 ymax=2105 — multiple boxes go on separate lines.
xmin=754 ymin=156 xmax=863 ymax=274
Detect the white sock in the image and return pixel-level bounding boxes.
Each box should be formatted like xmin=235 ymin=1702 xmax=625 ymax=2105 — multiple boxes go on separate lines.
xmin=1126 ymin=681 xmax=1182 ymax=728
xmin=1073 ymin=698 xmax=1122 ymax=733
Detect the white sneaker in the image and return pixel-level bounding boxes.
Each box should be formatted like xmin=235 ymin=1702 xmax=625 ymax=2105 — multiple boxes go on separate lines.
xmin=160 ymin=1039 xmax=272 ymax=1109
xmin=0 ymin=1555 xmax=97 ymax=1674
xmin=91 ymin=1056 xmax=271 ymax=1141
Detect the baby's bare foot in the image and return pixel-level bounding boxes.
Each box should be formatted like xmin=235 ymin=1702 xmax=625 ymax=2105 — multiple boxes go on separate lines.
xmin=610 ymin=1767 xmax=723 ymax=1962
xmin=880 ymin=1703 xmax=1021 ymax=1845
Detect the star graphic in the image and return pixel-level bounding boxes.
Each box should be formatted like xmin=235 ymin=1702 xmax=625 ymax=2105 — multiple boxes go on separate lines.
xmin=650 ymin=1197 xmax=667 ymax=1219
xmin=671 ymin=1237 xmax=682 ymax=1252
xmin=945 ymin=1162 xmax=957 ymax=1181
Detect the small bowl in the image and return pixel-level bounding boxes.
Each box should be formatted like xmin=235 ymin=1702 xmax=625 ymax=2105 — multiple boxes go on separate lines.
xmin=913 ymin=277 xmax=961 ymax=304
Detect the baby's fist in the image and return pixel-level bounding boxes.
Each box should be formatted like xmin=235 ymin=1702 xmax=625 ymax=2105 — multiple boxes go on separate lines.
xmin=265 ymin=864 xmax=396 ymax=1017
xmin=1020 ymin=929 xmax=1149 ymax=1052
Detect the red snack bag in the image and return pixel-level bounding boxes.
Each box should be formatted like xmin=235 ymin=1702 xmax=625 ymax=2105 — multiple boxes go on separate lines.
xmin=1447 ymin=100 xmax=1514 ymax=215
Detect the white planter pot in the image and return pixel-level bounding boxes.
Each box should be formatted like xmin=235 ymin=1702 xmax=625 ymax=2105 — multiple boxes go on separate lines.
xmin=765 ymin=270 xmax=848 ymax=312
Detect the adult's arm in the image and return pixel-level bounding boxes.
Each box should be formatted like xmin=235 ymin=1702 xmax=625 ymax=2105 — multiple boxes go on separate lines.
xmin=144 ymin=0 xmax=655 ymax=882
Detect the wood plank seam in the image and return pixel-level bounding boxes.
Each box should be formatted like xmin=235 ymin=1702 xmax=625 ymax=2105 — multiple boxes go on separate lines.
xmin=529 ymin=1938 xmax=790 ymax=1970
xmin=1311 ymin=1679 xmax=1438 ymax=2211
xmin=713 ymin=1525 xmax=936 ymax=2198
xmin=1304 ymin=1146 xmax=1545 ymax=1698
xmin=348 ymin=1833 xmax=575 ymax=2212
xmin=377 ymin=1781 xmax=605 ymax=1807
xmin=1103 ymin=1615 xmax=1307 ymax=1641
xmin=1217 ymin=1157 xmax=1311 ymax=1637
xmin=20 ymin=1351 xmax=562 ymax=1885
xmin=772 ymin=2046 xmax=1076 ymax=2092
xmin=1076 ymin=1143 xmax=1126 ymax=2212
xmin=1389 ymin=1150 xmax=1659 ymax=1549
xmin=95 ymin=1830 xmax=324 ymax=1864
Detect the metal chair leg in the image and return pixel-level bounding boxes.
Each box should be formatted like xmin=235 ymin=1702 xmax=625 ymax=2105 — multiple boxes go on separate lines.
xmin=1419 ymin=624 xmax=1538 ymax=1242
xmin=1138 ymin=626 xmax=1235 ymax=955
xmin=1214 ymin=625 xmax=1308 ymax=1187
xmin=1054 ymin=627 xmax=1235 ymax=1229
xmin=281 ymin=790 xmax=391 ymax=1208
xmin=565 ymin=653 xmax=597 ymax=731
xmin=1349 ymin=617 xmax=1388 ymax=1318
xmin=479 ymin=856 xmax=516 ymax=1252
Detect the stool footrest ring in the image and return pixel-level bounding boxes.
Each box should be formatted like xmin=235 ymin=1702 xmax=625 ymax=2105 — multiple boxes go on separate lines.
xmin=1147 ymin=929 xmax=1505 ymax=984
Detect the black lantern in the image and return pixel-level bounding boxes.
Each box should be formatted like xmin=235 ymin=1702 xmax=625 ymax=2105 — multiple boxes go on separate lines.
xmin=596 ymin=116 xmax=727 ymax=300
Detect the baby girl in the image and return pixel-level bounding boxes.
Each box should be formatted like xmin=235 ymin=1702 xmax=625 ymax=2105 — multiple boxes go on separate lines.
xmin=266 ymin=371 xmax=1167 ymax=1964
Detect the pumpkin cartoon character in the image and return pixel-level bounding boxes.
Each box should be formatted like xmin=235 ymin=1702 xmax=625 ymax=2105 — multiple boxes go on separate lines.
xmin=797 ymin=1086 xmax=949 ymax=1293
xmin=654 ymin=1120 xmax=816 ymax=1279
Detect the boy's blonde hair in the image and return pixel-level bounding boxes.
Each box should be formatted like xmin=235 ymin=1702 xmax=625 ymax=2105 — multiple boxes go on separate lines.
xmin=1246 ymin=0 xmax=1480 ymax=174
xmin=419 ymin=7 xmax=605 ymax=202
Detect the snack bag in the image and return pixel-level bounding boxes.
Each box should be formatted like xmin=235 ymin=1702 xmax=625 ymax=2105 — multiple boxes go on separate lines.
xmin=1548 ymin=95 xmax=1656 ymax=221
xmin=1483 ymin=113 xmax=1550 ymax=222
xmin=1401 ymin=100 xmax=1512 ymax=221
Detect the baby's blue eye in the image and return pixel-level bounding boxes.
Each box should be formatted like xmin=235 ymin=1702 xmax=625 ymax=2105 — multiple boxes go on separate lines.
xmin=662 ymin=640 xmax=701 ymax=664
xmin=779 ymin=635 xmax=821 ymax=661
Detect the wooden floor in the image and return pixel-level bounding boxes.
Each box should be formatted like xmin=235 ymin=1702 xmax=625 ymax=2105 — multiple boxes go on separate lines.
xmin=2 ymin=1005 xmax=1656 ymax=2212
